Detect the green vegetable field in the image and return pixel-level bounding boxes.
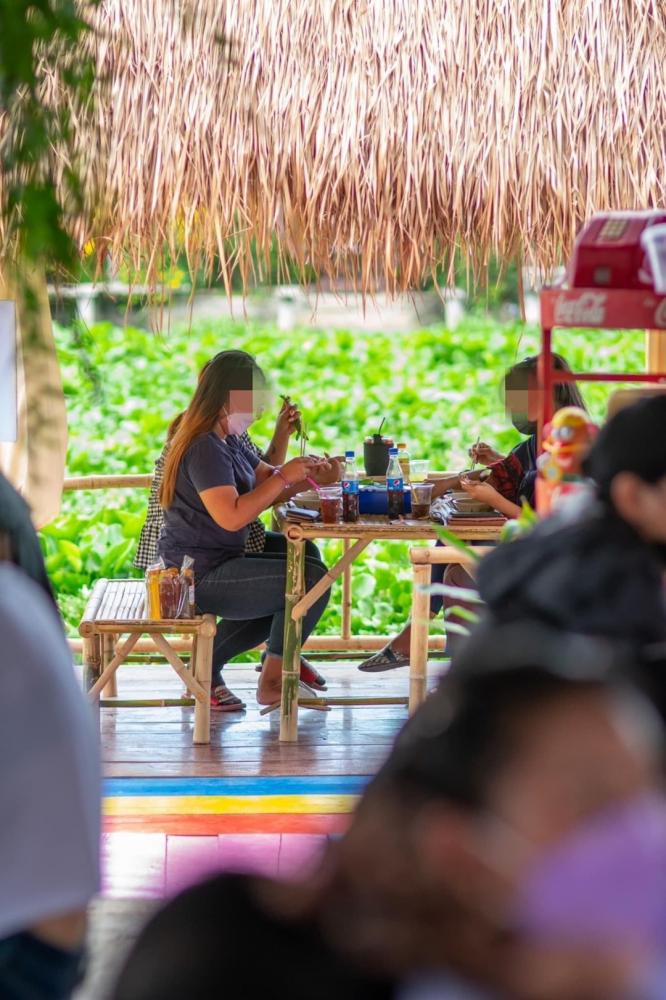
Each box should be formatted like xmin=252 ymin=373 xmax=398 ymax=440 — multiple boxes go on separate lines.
xmin=44 ymin=315 xmax=645 ymax=643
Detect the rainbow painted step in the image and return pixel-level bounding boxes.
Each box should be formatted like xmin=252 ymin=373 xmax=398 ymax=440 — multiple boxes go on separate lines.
xmin=104 ymin=775 xmax=367 ymax=835
xmin=102 ymin=775 xmax=370 ymax=896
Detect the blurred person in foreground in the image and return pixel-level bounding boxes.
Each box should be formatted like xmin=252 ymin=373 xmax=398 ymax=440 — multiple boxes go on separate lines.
xmin=113 ymin=625 xmax=666 ymax=1000
xmin=0 ymin=470 xmax=56 ymax=609
xmin=476 ymin=394 xmax=666 ymax=718
xmin=0 ymin=564 xmax=100 ymax=999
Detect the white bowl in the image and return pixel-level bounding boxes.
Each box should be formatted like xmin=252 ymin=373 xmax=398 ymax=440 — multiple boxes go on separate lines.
xmin=292 ymin=490 xmax=320 ymax=510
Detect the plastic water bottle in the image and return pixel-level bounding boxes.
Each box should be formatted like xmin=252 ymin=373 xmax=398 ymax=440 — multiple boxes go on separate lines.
xmin=386 ymin=447 xmax=405 ymax=517
xmin=342 ymin=450 xmax=360 ymax=522
xmin=397 ymin=442 xmax=411 ymax=481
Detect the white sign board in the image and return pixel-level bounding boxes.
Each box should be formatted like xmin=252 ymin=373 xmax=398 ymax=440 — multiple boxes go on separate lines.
xmin=0 ymin=301 xmax=17 ymax=442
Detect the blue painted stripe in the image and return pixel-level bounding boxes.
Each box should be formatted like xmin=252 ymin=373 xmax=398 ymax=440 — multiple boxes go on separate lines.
xmin=104 ymin=775 xmax=371 ymax=798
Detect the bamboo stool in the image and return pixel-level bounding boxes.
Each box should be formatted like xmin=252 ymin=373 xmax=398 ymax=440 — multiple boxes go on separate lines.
xmin=79 ymin=578 xmax=216 ymax=744
xmin=407 ymin=545 xmax=495 ymax=714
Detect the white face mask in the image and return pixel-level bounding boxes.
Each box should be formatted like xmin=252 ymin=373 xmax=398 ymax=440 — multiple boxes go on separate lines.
xmin=225 ymin=411 xmax=254 ymax=436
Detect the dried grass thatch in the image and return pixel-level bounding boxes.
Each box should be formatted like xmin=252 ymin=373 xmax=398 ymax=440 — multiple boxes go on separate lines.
xmin=5 ymin=0 xmax=666 ymax=294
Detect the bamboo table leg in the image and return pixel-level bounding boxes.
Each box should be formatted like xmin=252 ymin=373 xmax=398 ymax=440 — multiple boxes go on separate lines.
xmin=193 ymin=617 xmax=216 ymax=745
xmin=342 ymin=540 xmax=352 ymax=641
xmin=408 ymin=562 xmax=432 ymax=714
xmin=280 ymin=538 xmax=305 ymax=742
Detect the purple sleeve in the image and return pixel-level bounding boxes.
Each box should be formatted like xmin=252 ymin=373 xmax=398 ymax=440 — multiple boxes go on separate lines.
xmin=186 ymin=437 xmax=236 ymax=493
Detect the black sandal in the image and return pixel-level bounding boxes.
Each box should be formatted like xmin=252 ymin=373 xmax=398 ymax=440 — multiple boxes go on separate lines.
xmin=211 ymin=684 xmax=246 ymax=712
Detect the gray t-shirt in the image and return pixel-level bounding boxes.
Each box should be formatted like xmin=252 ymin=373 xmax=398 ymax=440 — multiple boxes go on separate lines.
xmin=158 ymin=432 xmax=261 ymax=576
xmin=0 ymin=564 xmax=100 ymax=939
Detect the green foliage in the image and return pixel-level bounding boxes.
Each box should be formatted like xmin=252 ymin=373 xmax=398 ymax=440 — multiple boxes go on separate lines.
xmin=0 ymin=0 xmax=98 ymax=272
xmin=47 ymin=315 xmax=645 ymax=640
xmin=499 ymin=498 xmax=539 ymax=542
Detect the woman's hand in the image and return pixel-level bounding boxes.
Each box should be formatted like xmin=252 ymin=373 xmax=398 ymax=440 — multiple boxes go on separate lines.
xmin=459 ymin=475 xmax=503 ymax=507
xmin=263 ymin=398 xmax=303 ymax=465
xmin=311 ymin=455 xmax=344 ymax=486
xmin=459 ymin=475 xmax=521 ymax=519
xmin=469 ymin=441 xmax=503 ymax=466
xmin=429 ymin=475 xmax=460 ymax=499
xmin=275 ymin=398 xmax=302 ymax=440
xmin=280 ymin=456 xmax=326 ymax=485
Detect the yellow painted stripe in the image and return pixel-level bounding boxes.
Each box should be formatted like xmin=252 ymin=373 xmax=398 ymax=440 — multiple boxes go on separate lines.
xmin=103 ymin=794 xmax=359 ymax=817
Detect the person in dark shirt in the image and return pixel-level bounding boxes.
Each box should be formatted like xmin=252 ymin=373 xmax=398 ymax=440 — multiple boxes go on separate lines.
xmin=113 ymin=629 xmax=665 ymax=1000
xmin=359 ymin=354 xmax=585 ymax=671
xmin=0 ymin=471 xmax=56 ymax=610
xmin=157 ymin=350 xmax=334 ymax=709
xmin=475 ymin=394 xmax=666 ymax=719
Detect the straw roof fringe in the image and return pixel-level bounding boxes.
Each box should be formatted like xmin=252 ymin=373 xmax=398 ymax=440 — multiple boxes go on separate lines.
xmin=4 ymin=0 xmax=666 ymax=293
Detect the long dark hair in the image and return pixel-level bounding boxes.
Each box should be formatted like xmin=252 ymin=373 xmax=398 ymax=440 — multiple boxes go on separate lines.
xmin=504 ymin=353 xmax=587 ymax=413
xmin=160 ymin=351 xmax=266 ymax=508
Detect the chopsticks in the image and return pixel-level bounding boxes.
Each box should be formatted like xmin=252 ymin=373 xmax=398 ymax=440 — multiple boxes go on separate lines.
xmin=470 ymin=435 xmax=480 ymax=470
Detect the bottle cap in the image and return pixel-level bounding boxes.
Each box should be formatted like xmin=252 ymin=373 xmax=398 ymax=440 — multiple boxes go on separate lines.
xmin=345 ymin=450 xmax=355 ymax=458
xmin=397 ymin=442 xmax=407 ymax=449
xmin=389 ymin=447 xmax=398 ymax=455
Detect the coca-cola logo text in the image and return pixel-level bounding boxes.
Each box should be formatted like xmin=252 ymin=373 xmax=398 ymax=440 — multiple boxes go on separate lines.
xmin=554 ymin=292 xmax=607 ymax=326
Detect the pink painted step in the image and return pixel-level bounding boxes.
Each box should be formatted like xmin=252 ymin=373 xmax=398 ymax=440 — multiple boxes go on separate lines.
xmin=102 ymin=832 xmax=329 ymax=899
xmin=278 ymin=835 xmax=328 ymax=877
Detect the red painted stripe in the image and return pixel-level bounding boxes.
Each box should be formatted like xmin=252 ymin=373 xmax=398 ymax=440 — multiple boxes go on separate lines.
xmin=103 ymin=813 xmax=351 ymax=835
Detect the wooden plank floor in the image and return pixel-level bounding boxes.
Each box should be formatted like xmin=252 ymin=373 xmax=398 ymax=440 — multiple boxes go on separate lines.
xmin=75 ymin=660 xmax=446 ymax=998
xmin=98 ymin=660 xmax=446 ymax=779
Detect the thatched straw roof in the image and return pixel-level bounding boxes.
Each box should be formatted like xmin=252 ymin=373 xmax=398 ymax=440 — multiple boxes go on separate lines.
xmin=10 ymin=1 xmax=666 ymax=292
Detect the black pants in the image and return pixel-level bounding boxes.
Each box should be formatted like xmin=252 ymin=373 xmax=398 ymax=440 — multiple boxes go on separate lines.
xmin=196 ymin=533 xmax=329 ymax=685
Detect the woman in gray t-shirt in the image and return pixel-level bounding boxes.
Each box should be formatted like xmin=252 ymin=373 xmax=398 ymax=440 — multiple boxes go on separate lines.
xmin=158 ymin=351 xmax=334 ymax=711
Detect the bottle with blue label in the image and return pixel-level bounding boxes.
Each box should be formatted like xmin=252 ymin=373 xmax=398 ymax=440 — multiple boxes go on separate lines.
xmin=386 ymin=447 xmax=405 ymax=517
xmin=342 ymin=450 xmax=360 ymax=522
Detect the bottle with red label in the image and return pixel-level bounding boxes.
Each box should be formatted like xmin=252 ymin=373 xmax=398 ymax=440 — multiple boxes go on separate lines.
xmin=386 ymin=447 xmax=405 ymax=517
xmin=342 ymin=450 xmax=360 ymax=523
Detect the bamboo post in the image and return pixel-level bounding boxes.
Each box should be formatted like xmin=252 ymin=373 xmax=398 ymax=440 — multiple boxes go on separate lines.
xmin=81 ymin=630 xmax=101 ymax=693
xmin=646 ymin=329 xmax=666 ymax=373
xmin=341 ymin=539 xmax=352 ymax=640
xmin=102 ymin=633 xmax=118 ymax=698
xmin=192 ymin=616 xmax=216 ymax=745
xmin=62 ymin=474 xmax=153 ymax=491
xmin=280 ymin=538 xmax=305 ymax=742
xmin=408 ymin=561 xmax=432 ymax=714
xmin=67 ymin=632 xmax=445 ymax=656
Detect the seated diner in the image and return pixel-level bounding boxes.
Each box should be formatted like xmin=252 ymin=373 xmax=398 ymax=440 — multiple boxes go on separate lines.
xmin=358 ymin=352 xmax=586 ymax=671
xmin=157 ymin=350 xmax=338 ymax=708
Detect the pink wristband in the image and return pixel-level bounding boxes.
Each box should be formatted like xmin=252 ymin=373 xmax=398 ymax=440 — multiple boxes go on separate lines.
xmin=273 ymin=466 xmax=290 ymax=487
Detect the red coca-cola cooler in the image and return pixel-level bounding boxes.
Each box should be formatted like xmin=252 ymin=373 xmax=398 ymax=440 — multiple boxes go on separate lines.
xmin=538 ymin=210 xmax=666 ymax=448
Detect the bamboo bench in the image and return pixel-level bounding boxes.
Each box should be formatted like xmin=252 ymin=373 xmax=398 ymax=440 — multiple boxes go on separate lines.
xmin=79 ymin=578 xmax=216 ymax=744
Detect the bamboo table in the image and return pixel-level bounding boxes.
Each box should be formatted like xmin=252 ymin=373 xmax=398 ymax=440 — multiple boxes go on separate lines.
xmin=274 ymin=510 xmax=502 ymax=741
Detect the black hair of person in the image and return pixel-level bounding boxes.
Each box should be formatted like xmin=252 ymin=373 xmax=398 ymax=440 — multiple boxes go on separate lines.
xmin=365 ymin=622 xmax=657 ymax=813
xmin=504 ymin=353 xmax=587 ymax=412
xmin=583 ymin=394 xmax=666 ymax=502
xmin=366 ymin=638 xmax=624 ymax=816
xmin=365 ymin=668 xmax=603 ymax=812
